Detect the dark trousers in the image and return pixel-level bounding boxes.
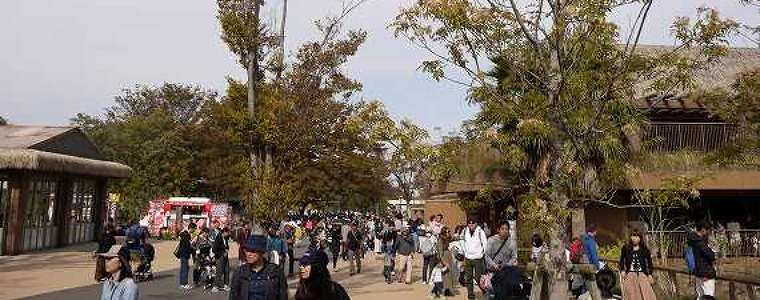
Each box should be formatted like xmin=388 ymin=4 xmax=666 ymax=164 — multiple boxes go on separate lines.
xmin=287 ymin=247 xmax=295 ymax=275
xmin=422 ymin=255 xmax=437 ymax=282
xmin=464 ymin=258 xmax=485 ymax=299
xmin=348 ymin=249 xmax=361 ymax=274
xmin=179 ymin=257 xmax=190 ymax=285
xmin=214 ymin=255 xmax=229 ymax=288
xmin=331 ymin=250 xmax=339 ymax=269
xmin=432 ymin=282 xmax=444 ymax=297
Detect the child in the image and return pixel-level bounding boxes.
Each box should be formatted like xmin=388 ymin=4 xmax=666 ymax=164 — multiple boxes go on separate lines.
xmin=430 ymin=259 xmax=448 ymax=298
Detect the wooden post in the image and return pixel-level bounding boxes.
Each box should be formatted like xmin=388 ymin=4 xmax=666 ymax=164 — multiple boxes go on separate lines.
xmin=747 ymin=283 xmax=757 ymax=300
xmin=729 ymin=281 xmax=737 ymax=300
xmin=92 ymin=179 xmax=108 ymax=241
xmin=669 ymin=270 xmax=679 ymax=297
xmin=4 ymin=172 xmax=28 ymax=255
xmin=56 ymin=178 xmax=73 ymax=247
xmin=529 ymin=267 xmax=546 ymax=300
xmin=571 ymin=208 xmax=585 ymax=239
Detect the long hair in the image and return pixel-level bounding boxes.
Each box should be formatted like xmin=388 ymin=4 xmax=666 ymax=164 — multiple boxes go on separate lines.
xmin=439 ymin=226 xmax=452 ymax=246
xmin=294 ymin=262 xmax=333 ymax=300
xmin=626 ymin=229 xmax=648 ymax=251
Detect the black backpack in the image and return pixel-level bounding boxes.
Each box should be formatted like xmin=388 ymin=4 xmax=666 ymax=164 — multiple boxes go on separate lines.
xmin=347 ymin=231 xmax=361 ymax=250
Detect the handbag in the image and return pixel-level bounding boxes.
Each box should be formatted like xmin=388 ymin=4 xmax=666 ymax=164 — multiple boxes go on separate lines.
xmin=173 ymin=243 xmax=181 ymax=259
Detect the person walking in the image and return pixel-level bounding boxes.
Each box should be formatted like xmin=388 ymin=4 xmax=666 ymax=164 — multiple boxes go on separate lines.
xmin=619 ymin=229 xmax=656 ymax=300
xmin=429 ymin=259 xmax=448 ymax=299
xmin=582 ymin=224 xmax=601 ymax=270
xmin=295 ymin=248 xmax=350 ymax=300
xmin=327 ymin=224 xmax=342 ymax=270
xmin=382 ymin=220 xmax=398 ymax=284
xmin=229 ymin=235 xmax=288 ymax=300
xmin=235 ymin=222 xmax=251 ymax=264
xmin=437 ymin=226 xmax=456 ymax=296
xmin=96 ymin=223 xmax=117 ymax=254
xmin=212 ymin=227 xmax=231 ymax=292
xmin=283 ymin=224 xmax=296 ymax=277
xmin=395 ymin=227 xmax=416 ymax=284
xmin=688 ymin=222 xmax=717 ymax=299
xmin=486 ymin=221 xmax=519 ymax=299
xmin=268 ymin=225 xmax=288 ymax=270
xmin=460 ymin=218 xmax=488 ymax=300
xmin=419 ymin=230 xmax=438 ymax=284
xmin=346 ymin=221 xmax=363 ymax=275
xmin=176 ymin=229 xmax=194 ymax=289
xmin=95 ymin=247 xmax=139 ymax=300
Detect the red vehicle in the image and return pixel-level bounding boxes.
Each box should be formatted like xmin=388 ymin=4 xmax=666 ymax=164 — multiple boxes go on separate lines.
xmin=143 ymin=197 xmax=231 ymax=237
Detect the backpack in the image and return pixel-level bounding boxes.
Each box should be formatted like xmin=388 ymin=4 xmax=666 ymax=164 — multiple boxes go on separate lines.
xmin=420 ymin=237 xmax=436 ymax=256
xmin=347 ymin=231 xmax=360 ymax=250
xmin=569 ymin=238 xmax=585 ymax=263
xmin=684 ymin=246 xmax=696 ymax=274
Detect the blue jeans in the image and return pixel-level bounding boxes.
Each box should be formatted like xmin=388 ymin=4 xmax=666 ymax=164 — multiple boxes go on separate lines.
xmin=179 ymin=257 xmax=189 ymax=285
xmin=412 ymin=233 xmax=419 ymax=252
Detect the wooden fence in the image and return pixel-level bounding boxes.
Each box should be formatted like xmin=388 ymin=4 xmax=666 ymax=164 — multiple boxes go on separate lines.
xmin=600 ymin=257 xmax=760 ymax=300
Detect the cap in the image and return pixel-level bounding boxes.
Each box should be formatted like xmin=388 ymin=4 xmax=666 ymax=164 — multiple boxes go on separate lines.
xmin=299 ymin=249 xmax=329 ymax=267
xmin=244 ymin=235 xmax=268 ymax=253
xmin=96 ymin=246 xmax=121 ymax=258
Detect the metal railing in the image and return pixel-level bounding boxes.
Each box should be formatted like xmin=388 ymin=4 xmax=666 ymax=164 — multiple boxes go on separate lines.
xmin=647 ymin=230 xmax=760 ymax=258
xmin=644 ymin=122 xmax=737 ymax=152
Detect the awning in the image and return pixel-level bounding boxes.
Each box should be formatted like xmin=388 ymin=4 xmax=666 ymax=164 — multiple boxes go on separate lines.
xmin=0 ymin=149 xmax=132 ymax=178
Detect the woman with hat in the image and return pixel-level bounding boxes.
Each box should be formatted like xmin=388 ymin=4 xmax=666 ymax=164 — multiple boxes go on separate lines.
xmin=229 ymin=235 xmax=288 ymax=300
xmin=95 ymin=247 xmax=139 ymax=300
xmin=295 ymin=248 xmax=350 ymax=300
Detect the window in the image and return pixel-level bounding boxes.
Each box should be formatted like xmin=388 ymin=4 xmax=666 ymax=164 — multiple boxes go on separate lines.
xmin=71 ymin=180 xmax=95 ymax=223
xmin=0 ymin=179 xmax=7 ymax=228
xmin=24 ymin=179 xmax=57 ymax=228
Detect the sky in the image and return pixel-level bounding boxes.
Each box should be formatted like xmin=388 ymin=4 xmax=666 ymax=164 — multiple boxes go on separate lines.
xmin=0 ymin=0 xmax=757 ymax=141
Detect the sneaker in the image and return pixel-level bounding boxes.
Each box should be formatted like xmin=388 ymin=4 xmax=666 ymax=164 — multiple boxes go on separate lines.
xmin=223 ymin=285 xmax=231 ymax=292
xmin=211 ymin=287 xmax=220 ymax=293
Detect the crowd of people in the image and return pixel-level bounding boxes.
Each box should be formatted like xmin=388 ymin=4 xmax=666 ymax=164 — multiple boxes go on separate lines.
xmin=92 ymin=210 xmax=723 ymax=300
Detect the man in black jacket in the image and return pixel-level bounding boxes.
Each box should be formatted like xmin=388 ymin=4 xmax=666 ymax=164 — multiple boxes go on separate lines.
xmin=687 ymin=222 xmax=716 ymax=299
xmin=213 ymin=227 xmax=231 ymax=292
xmin=229 ymin=235 xmax=288 ymax=300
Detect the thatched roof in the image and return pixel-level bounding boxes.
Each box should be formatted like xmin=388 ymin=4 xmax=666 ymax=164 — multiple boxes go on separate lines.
xmin=0 ymin=149 xmax=132 ymax=178
xmin=633 ymin=45 xmax=760 ymax=111
xmin=0 ymin=125 xmax=131 ymax=178
xmin=0 ymin=126 xmax=72 ymax=149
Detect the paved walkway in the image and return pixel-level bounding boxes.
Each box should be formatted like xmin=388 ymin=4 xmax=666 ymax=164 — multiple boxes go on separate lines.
xmin=0 ymin=239 xmax=482 ymax=300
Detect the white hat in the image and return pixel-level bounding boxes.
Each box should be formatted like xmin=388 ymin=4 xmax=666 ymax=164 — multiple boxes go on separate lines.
xmin=96 ymin=246 xmax=121 ymax=258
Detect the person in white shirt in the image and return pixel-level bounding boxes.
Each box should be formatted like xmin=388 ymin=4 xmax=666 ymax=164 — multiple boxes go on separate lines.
xmin=460 ymin=217 xmax=488 ymax=300
xmin=428 ymin=215 xmax=443 ymax=237
xmin=430 ymin=260 xmax=448 ymax=298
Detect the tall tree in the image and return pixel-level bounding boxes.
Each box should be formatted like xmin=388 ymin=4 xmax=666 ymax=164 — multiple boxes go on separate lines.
xmin=72 ymin=83 xmax=217 ymax=220
xmin=218 ymin=0 xmax=267 ymax=172
xmin=203 ymin=1 xmax=388 ymax=223
xmin=393 ymin=2 xmax=737 ymax=297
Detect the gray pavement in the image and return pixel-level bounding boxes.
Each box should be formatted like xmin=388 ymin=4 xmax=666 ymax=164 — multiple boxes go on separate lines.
xmin=24 ymin=263 xmax=300 ymax=300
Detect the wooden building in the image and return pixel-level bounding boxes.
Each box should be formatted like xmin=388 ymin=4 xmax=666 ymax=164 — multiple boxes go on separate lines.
xmin=0 ymin=125 xmax=131 ymax=255
xmin=427 ymin=46 xmax=760 ymax=244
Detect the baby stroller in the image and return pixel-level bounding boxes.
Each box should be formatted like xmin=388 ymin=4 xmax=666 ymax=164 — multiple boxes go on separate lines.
xmin=125 ymin=238 xmax=154 ymax=281
xmin=193 ymin=243 xmax=217 ymax=289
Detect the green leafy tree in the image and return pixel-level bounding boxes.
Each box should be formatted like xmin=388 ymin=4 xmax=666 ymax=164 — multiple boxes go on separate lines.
xmin=393 ymin=1 xmax=737 ymax=297
xmin=72 ymin=83 xmax=217 ymax=220
xmin=0 ymin=116 xmax=7 ymax=125
xmin=203 ymin=5 xmax=390 ymax=222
